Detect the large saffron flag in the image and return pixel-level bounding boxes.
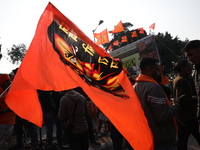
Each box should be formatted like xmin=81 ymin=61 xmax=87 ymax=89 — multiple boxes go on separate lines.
xmin=94 ymin=29 xmax=109 ymax=45
xmin=5 ymin=2 xmax=153 ymax=149
xmin=109 ymin=20 xmax=125 ymax=33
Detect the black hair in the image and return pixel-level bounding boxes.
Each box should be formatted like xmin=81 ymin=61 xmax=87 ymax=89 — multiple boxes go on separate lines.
xmin=182 ymin=40 xmax=200 ymax=52
xmin=140 ymin=57 xmax=158 ymax=71
xmin=173 ymin=59 xmax=189 ymax=73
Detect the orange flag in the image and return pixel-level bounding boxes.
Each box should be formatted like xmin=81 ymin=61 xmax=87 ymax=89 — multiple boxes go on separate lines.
xmin=149 ymin=23 xmax=155 ymax=30
xmin=113 ymin=40 xmax=119 ymax=45
xmin=131 ymin=31 xmax=137 ymax=37
xmin=5 ymin=2 xmax=153 ymax=149
xmin=94 ymin=29 xmax=109 ymax=45
xmin=109 ymin=20 xmax=125 ymax=33
xmin=138 ymin=27 xmax=145 ymax=34
xmin=121 ymin=36 xmax=128 ymax=42
xmin=108 ymin=44 xmax=113 ymax=52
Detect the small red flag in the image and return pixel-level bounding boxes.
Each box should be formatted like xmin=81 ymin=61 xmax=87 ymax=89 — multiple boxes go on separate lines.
xmin=109 ymin=20 xmax=125 ymax=33
xmin=94 ymin=29 xmax=109 ymax=45
xmin=149 ymin=23 xmax=155 ymax=30
xmin=131 ymin=31 xmax=137 ymax=37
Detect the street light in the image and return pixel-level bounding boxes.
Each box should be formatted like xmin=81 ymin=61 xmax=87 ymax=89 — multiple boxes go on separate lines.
xmin=92 ymin=20 xmax=104 ymax=42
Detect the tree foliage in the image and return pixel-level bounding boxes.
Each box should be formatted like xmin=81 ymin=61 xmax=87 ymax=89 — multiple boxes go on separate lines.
xmin=155 ymin=32 xmax=188 ymax=75
xmin=7 ymin=43 xmax=27 ymax=64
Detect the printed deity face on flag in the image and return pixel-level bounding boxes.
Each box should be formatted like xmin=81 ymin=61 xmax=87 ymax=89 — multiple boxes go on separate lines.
xmin=47 ymin=20 xmax=128 ymax=98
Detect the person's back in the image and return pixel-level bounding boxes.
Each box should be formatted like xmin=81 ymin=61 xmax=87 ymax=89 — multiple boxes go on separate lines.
xmin=58 ymin=89 xmax=89 ymax=150
xmin=133 ymin=57 xmax=179 ymax=150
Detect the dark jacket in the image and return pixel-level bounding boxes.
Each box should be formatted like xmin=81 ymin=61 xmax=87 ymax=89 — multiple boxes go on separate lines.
xmin=58 ymin=90 xmax=88 ymax=133
xmin=172 ymin=74 xmax=198 ymax=121
xmin=134 ymin=81 xmax=179 ymax=149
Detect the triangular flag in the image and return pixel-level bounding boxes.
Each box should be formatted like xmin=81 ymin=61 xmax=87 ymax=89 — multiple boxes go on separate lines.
xmin=149 ymin=23 xmax=155 ymax=30
xmin=131 ymin=31 xmax=137 ymax=37
xmin=5 ymin=2 xmax=153 ymax=150
xmin=94 ymin=29 xmax=109 ymax=45
xmin=108 ymin=44 xmax=113 ymax=52
xmin=113 ymin=40 xmax=119 ymax=46
xmin=109 ymin=20 xmax=125 ymax=33
xmin=138 ymin=27 xmax=145 ymax=34
xmin=121 ymin=36 xmax=128 ymax=42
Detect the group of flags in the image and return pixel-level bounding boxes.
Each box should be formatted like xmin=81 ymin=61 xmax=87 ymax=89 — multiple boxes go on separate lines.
xmin=5 ymin=2 xmax=154 ymax=149
xmin=94 ymin=20 xmax=156 ymax=47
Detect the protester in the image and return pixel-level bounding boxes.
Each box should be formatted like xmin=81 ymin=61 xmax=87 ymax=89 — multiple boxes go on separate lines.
xmin=73 ymin=87 xmax=100 ymax=146
xmin=133 ymin=57 xmax=179 ymax=150
xmin=51 ymin=91 xmax=68 ymax=148
xmin=38 ymin=90 xmax=56 ymax=149
xmin=15 ymin=115 xmax=39 ymax=150
xmin=58 ymin=89 xmax=89 ymax=150
xmin=182 ymin=40 xmax=200 ymax=118
xmin=172 ymin=59 xmax=200 ymax=149
xmin=0 ymin=74 xmax=15 ymax=150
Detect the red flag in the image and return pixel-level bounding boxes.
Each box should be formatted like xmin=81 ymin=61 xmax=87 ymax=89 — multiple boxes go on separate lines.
xmin=5 ymin=2 xmax=153 ymax=149
xmin=113 ymin=40 xmax=119 ymax=46
xmin=109 ymin=20 xmax=125 ymax=33
xmin=131 ymin=31 xmax=137 ymax=37
xmin=121 ymin=36 xmax=128 ymax=42
xmin=94 ymin=29 xmax=109 ymax=45
xmin=138 ymin=27 xmax=145 ymax=34
xmin=108 ymin=44 xmax=113 ymax=52
xmin=149 ymin=23 xmax=155 ymax=30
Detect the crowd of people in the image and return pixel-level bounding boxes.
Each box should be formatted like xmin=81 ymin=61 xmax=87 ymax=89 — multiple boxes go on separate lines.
xmin=1 ymin=40 xmax=200 ymax=150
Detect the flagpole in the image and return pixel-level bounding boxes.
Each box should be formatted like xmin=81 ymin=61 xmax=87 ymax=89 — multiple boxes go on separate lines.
xmin=92 ymin=20 xmax=104 ymax=42
xmin=0 ymin=84 xmax=11 ymax=98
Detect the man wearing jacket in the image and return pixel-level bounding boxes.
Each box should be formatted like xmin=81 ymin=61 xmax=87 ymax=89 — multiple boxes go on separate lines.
xmin=133 ymin=57 xmax=179 ymax=150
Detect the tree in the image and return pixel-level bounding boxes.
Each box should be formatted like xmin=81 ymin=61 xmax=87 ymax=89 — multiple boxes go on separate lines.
xmin=7 ymin=43 xmax=27 ymax=64
xmin=155 ymin=32 xmax=188 ymax=76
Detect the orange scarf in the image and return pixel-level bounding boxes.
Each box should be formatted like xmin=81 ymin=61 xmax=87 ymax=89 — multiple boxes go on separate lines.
xmin=136 ymin=74 xmax=178 ymax=134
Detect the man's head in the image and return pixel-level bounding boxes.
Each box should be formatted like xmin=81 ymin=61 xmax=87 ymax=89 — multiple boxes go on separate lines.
xmin=173 ymin=59 xmax=192 ymax=76
xmin=140 ymin=57 xmax=160 ymax=81
xmin=182 ymin=40 xmax=200 ymax=65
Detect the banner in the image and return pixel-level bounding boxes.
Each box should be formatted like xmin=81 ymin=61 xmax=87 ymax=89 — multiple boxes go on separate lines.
xmin=5 ymin=2 xmax=153 ymax=149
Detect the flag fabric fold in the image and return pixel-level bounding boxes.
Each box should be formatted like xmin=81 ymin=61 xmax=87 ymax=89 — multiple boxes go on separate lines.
xmin=94 ymin=29 xmax=109 ymax=45
xmin=5 ymin=2 xmax=153 ymax=149
xmin=109 ymin=20 xmax=125 ymax=33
